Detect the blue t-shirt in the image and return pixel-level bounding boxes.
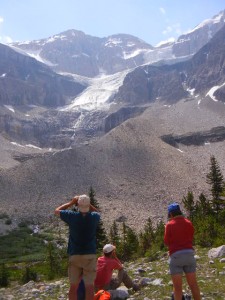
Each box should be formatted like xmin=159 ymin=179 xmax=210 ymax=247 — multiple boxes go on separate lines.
xmin=60 ymin=210 xmax=100 ymax=255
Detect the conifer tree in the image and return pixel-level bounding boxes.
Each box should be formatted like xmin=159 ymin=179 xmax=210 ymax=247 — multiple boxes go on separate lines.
xmin=118 ymin=222 xmax=139 ymax=260
xmin=109 ymin=220 xmax=120 ymax=246
xmin=46 ymin=241 xmax=63 ymax=280
xmin=196 ymin=193 xmax=212 ymax=216
xmin=153 ymin=219 xmax=166 ymax=251
xmin=0 ymin=264 xmax=10 ymax=287
xmin=89 ymin=186 xmax=108 ymax=251
xmin=139 ymin=217 xmax=154 ymax=255
xmin=125 ymin=226 xmax=139 ymax=258
xmin=206 ymin=155 xmax=224 ymax=215
xmin=21 ymin=266 xmax=37 ymax=284
xmin=182 ymin=190 xmax=195 ymax=221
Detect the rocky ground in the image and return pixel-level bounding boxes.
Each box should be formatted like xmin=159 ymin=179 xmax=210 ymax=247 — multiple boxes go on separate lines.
xmin=1 ymin=246 xmax=225 ymax=300
xmin=0 ymin=98 xmax=225 ymax=233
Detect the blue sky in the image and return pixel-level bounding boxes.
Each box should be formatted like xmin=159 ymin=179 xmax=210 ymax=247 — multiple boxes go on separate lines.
xmin=0 ymin=0 xmax=224 ymax=46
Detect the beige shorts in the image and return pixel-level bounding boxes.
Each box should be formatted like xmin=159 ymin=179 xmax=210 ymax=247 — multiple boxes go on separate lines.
xmin=68 ymin=254 xmax=96 ymax=285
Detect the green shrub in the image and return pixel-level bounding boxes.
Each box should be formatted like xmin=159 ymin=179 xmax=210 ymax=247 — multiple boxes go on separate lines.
xmin=5 ymin=219 xmax=12 ymax=225
xmin=21 ymin=266 xmax=38 ymax=284
xmin=0 ymin=264 xmax=10 ymax=287
xmin=0 ymin=213 xmax=9 ymax=219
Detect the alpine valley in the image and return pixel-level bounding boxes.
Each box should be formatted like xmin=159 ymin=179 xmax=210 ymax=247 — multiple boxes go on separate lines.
xmin=0 ymin=9 xmax=225 ymax=232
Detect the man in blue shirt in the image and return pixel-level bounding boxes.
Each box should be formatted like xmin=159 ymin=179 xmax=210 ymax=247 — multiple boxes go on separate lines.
xmin=55 ymin=194 xmax=100 ymax=300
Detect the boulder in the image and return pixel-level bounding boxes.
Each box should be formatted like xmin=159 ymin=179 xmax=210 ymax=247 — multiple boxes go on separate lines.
xmin=208 ymin=245 xmax=225 ymax=258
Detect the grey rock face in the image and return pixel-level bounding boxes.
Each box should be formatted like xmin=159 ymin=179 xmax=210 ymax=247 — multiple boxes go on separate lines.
xmin=11 ymin=30 xmax=154 ymax=77
xmin=161 ymin=126 xmax=225 ymax=147
xmin=185 ymin=24 xmax=225 ymax=96
xmin=104 ymin=106 xmax=147 ymax=133
xmin=114 ymin=24 xmax=225 ymax=106
xmin=172 ymin=10 xmax=225 ymax=57
xmin=0 ymin=43 xmax=86 ymax=107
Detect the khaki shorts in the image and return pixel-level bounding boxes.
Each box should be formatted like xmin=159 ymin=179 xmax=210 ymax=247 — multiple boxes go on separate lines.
xmin=68 ymin=254 xmax=96 ymax=285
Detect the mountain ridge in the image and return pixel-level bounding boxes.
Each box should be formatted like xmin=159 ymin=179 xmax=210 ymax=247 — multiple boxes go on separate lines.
xmin=0 ymin=9 xmax=225 ymax=231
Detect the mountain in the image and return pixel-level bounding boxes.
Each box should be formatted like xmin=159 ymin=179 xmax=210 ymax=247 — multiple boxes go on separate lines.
xmin=0 ymin=10 xmax=225 ymax=232
xmin=0 ymin=43 xmax=85 ymax=107
xmin=9 ymin=10 xmax=225 ymax=79
xmin=0 ymin=42 xmax=88 ymax=149
xmin=185 ymin=23 xmax=225 ymax=97
xmin=172 ymin=9 xmax=225 ymax=57
xmin=10 ymin=30 xmax=154 ymax=77
xmin=113 ymin=24 xmax=225 ymax=106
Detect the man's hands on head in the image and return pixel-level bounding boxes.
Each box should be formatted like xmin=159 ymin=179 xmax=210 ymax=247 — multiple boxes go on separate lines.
xmin=54 ymin=195 xmax=79 ymax=216
xmin=70 ymin=196 xmax=79 ymax=206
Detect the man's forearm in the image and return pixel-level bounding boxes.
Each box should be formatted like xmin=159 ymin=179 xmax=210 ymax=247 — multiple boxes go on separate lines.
xmin=54 ymin=196 xmax=79 ymax=215
xmin=90 ymin=204 xmax=99 ymax=212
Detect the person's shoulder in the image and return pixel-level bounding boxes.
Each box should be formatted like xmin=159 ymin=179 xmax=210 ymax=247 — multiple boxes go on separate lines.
xmin=60 ymin=210 xmax=78 ymax=217
xmin=91 ymin=211 xmax=100 ymax=218
xmin=184 ymin=217 xmax=193 ymax=223
xmin=97 ymin=255 xmax=105 ymax=261
xmin=63 ymin=209 xmax=78 ymax=214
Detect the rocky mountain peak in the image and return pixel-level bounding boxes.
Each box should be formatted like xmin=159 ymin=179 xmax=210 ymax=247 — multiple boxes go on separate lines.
xmin=172 ymin=9 xmax=225 ymax=57
xmin=1 ymin=9 xmax=225 ymax=230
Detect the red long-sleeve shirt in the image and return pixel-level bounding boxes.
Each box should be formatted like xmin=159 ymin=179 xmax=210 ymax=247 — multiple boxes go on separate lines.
xmin=164 ymin=216 xmax=194 ymax=256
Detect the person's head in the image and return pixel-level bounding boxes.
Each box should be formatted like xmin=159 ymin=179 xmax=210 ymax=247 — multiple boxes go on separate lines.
xmin=103 ymin=244 xmax=116 ymax=257
xmin=167 ymin=202 xmax=182 ymax=219
xmin=78 ymin=194 xmax=90 ymax=213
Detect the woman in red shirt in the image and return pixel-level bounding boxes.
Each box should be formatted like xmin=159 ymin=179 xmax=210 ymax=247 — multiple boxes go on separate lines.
xmin=164 ymin=203 xmax=201 ymax=300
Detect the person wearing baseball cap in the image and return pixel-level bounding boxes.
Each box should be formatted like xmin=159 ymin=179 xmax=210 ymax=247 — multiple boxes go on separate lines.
xmin=94 ymin=243 xmax=140 ymax=292
xmin=55 ymin=194 xmax=100 ymax=300
xmin=164 ymin=202 xmax=201 ymax=300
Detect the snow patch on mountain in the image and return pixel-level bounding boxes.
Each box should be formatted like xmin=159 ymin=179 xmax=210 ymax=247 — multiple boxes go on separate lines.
xmin=123 ymin=48 xmax=150 ymax=60
xmin=10 ymin=142 xmax=42 ymax=150
xmin=59 ymin=69 xmax=130 ymax=111
xmin=26 ymin=50 xmax=57 ymax=66
xmin=105 ymin=38 xmax=123 ymax=47
xmin=45 ymin=34 xmax=67 ymax=44
xmin=206 ymin=82 xmax=225 ymax=102
xmin=186 ymin=10 xmax=225 ymax=35
xmin=4 ymin=105 xmax=15 ymax=113
xmin=187 ymin=88 xmax=195 ymax=96
xmin=143 ymin=45 xmax=174 ymax=63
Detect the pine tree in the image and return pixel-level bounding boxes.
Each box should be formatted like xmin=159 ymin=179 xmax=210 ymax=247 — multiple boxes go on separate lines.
xmin=89 ymin=186 xmax=108 ymax=251
xmin=89 ymin=186 xmax=100 ymax=210
xmin=109 ymin=220 xmax=120 ymax=246
xmin=117 ymin=222 xmax=139 ymax=260
xmin=195 ymin=193 xmax=212 ymax=216
xmin=139 ymin=217 xmax=154 ymax=255
xmin=125 ymin=226 xmax=139 ymax=259
xmin=182 ymin=190 xmax=195 ymax=221
xmin=153 ymin=219 xmax=166 ymax=251
xmin=46 ymin=241 xmax=63 ymax=280
xmin=21 ymin=266 xmax=37 ymax=284
xmin=0 ymin=264 xmax=10 ymax=287
xmin=206 ymin=155 xmax=224 ymax=215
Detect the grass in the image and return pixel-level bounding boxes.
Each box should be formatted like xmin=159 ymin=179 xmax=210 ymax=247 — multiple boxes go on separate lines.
xmin=125 ymin=247 xmax=225 ymax=300
xmin=0 ymin=226 xmax=49 ymax=263
xmin=1 ymin=223 xmax=225 ymax=299
xmin=2 ymin=246 xmax=225 ymax=299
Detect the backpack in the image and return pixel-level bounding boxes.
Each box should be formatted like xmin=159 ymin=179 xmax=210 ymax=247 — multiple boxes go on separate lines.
xmin=77 ymin=279 xmax=85 ymax=300
xmin=171 ymin=293 xmax=191 ymax=300
xmin=94 ymin=289 xmax=111 ymax=300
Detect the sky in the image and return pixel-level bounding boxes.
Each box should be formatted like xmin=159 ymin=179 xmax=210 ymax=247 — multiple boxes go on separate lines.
xmin=0 ymin=0 xmax=225 ymax=46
